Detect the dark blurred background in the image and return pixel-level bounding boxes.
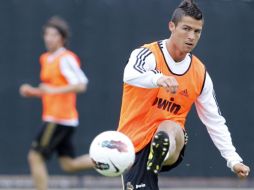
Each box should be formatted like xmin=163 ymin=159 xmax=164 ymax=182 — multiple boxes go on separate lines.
xmin=0 ymin=0 xmax=253 ymax=178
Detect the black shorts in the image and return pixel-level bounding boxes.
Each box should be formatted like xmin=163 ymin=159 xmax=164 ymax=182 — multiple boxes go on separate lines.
xmin=31 ymin=122 xmax=76 ymax=160
xmin=122 ymin=133 xmax=187 ymax=190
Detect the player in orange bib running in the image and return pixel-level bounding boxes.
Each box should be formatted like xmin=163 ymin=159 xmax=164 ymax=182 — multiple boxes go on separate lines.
xmin=20 ymin=16 xmax=94 ymax=190
xmin=118 ymin=0 xmax=250 ymax=189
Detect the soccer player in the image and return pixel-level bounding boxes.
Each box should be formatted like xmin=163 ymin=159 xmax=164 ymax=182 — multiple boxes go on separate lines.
xmin=20 ymin=16 xmax=94 ymax=190
xmin=117 ymin=0 xmax=250 ymax=189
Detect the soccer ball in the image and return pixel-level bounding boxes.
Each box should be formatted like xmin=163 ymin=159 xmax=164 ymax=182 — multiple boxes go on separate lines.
xmin=89 ymin=131 xmax=135 ymax=177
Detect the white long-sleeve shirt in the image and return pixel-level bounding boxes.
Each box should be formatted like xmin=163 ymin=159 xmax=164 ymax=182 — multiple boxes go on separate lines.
xmin=47 ymin=47 xmax=89 ymax=85
xmin=123 ymin=39 xmax=242 ymax=171
xmin=44 ymin=47 xmax=88 ymax=126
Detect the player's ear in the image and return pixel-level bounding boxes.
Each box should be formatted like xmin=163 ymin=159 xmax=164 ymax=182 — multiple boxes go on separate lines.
xmin=169 ymin=21 xmax=176 ymax=33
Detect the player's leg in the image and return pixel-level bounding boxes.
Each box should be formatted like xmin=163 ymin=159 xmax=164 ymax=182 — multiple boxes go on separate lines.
xmin=147 ymin=120 xmax=185 ymax=173
xmin=28 ymin=122 xmax=57 ymax=190
xmin=56 ymin=126 xmax=94 ymax=172
xmin=59 ymin=155 xmax=94 ymax=172
xmin=28 ymin=150 xmax=48 ymax=190
xmin=122 ymin=144 xmax=159 ymax=190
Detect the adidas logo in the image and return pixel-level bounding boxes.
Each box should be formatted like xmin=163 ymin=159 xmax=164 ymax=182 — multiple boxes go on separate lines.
xmin=179 ymin=89 xmax=189 ymax=97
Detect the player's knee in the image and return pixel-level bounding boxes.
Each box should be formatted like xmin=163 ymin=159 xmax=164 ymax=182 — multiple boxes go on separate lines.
xmin=27 ymin=151 xmax=34 ymax=164
xmin=157 ymin=120 xmax=182 ymax=135
xmin=28 ymin=150 xmax=41 ymax=164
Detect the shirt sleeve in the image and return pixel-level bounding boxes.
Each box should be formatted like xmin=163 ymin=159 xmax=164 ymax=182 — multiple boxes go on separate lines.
xmin=123 ymin=48 xmax=163 ymax=88
xmin=195 ymin=72 xmax=243 ymax=171
xmin=60 ymin=55 xmax=89 ymax=85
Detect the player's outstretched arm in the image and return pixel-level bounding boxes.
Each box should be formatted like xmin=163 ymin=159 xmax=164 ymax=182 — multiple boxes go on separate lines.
xmin=39 ymin=83 xmax=86 ymax=94
xmin=19 ymin=83 xmax=43 ymax=98
xmin=233 ymin=163 xmax=250 ymax=179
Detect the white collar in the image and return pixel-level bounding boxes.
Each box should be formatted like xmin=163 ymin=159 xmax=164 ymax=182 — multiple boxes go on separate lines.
xmin=47 ymin=47 xmax=66 ymax=62
xmin=161 ymin=39 xmax=191 ymax=75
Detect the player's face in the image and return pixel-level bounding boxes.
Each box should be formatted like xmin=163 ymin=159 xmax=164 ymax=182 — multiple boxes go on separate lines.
xmin=43 ymin=27 xmax=64 ymax=52
xmin=169 ymin=16 xmax=203 ymax=53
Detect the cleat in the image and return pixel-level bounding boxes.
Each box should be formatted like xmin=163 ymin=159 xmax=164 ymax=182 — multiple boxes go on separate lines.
xmin=147 ymin=131 xmax=170 ymax=174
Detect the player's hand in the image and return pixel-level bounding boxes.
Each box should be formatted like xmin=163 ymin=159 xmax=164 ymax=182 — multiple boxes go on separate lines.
xmin=20 ymin=83 xmax=42 ymax=97
xmin=19 ymin=84 xmax=35 ymax=97
xmin=157 ymin=75 xmax=178 ymax=94
xmin=233 ymin=163 xmax=250 ymax=179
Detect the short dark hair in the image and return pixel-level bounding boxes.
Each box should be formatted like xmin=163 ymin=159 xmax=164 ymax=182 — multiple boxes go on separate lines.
xmin=43 ymin=16 xmax=70 ymax=46
xmin=171 ymin=0 xmax=203 ymax=25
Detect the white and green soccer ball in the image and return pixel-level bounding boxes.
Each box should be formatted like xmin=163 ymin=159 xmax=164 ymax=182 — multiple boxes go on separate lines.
xmin=89 ymin=131 xmax=135 ymax=177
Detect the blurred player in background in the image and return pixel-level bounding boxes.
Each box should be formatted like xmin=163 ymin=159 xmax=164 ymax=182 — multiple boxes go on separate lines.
xmin=117 ymin=0 xmax=250 ymax=189
xmin=20 ymin=16 xmax=93 ymax=190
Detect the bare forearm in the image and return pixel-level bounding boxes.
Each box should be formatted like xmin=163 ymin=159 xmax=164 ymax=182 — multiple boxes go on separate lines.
xmin=57 ymin=83 xmax=86 ymax=93
xmin=40 ymin=83 xmax=87 ymax=94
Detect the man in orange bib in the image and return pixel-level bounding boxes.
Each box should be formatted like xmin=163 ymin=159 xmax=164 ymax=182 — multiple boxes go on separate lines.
xmin=20 ymin=16 xmax=93 ymax=190
xmin=118 ymin=0 xmax=250 ymax=189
